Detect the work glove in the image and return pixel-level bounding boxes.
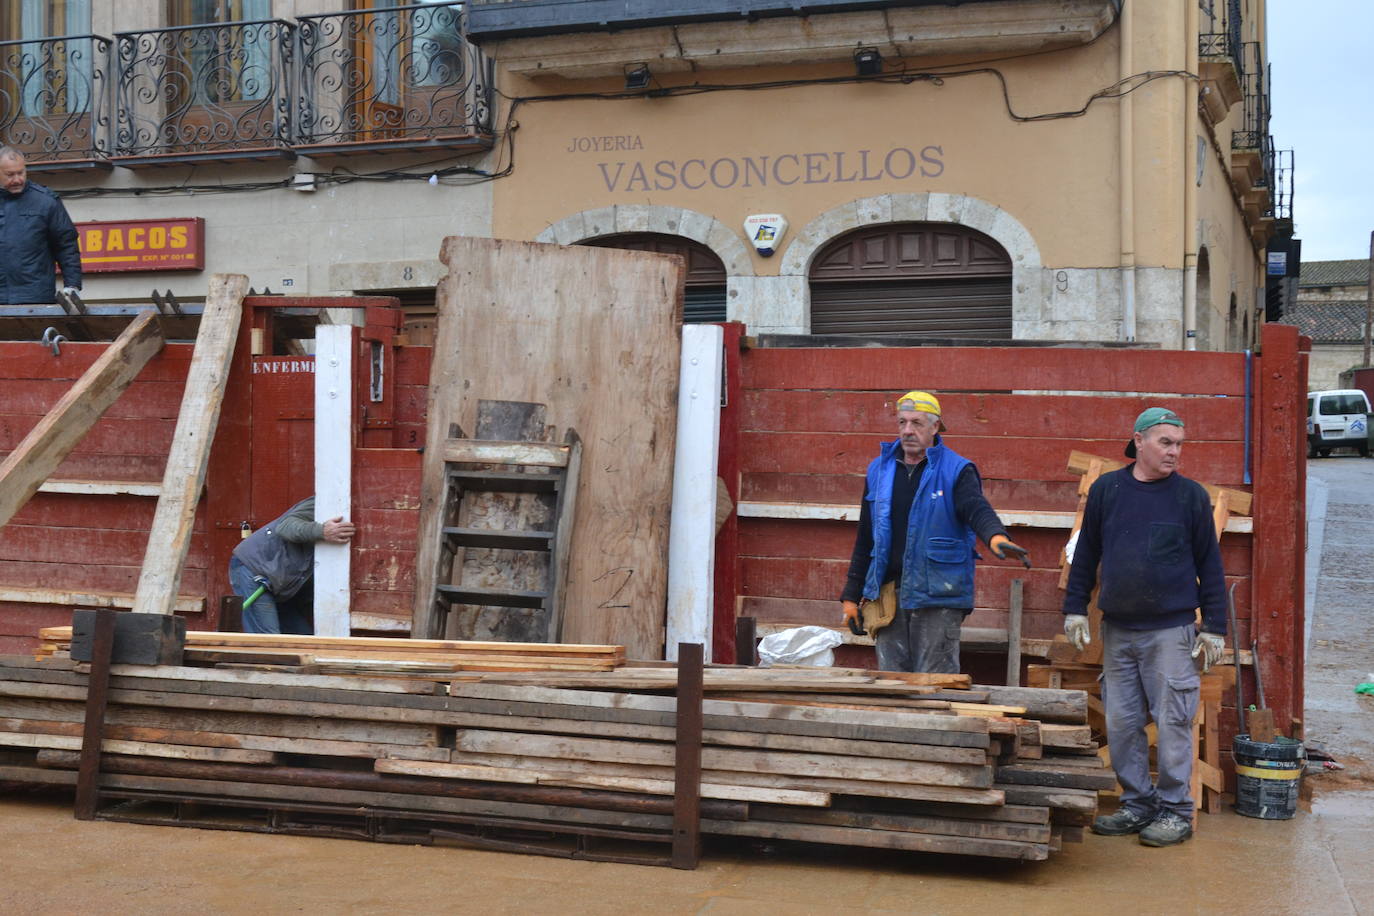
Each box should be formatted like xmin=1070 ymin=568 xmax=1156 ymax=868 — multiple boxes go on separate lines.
xmin=989 ymin=534 xmax=1031 ymax=569
xmin=1191 ymin=631 xmax=1226 ymax=673
xmin=60 ymin=286 xmax=80 ymax=296
xmin=841 ymin=600 xmax=865 ymax=636
xmin=1064 ymin=614 xmax=1091 ymax=652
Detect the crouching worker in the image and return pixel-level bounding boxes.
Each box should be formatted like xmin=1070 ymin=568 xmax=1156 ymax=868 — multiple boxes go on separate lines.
xmin=230 ymin=496 xmax=356 ymax=635
xmin=838 ymin=390 xmax=1028 ymax=673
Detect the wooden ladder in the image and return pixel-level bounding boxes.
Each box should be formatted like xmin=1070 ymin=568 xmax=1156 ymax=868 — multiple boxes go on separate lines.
xmin=428 ymin=431 xmax=581 ymax=643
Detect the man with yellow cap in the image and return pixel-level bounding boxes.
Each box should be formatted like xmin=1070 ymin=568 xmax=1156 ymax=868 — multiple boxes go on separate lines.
xmin=839 ymin=391 xmax=1028 ymax=674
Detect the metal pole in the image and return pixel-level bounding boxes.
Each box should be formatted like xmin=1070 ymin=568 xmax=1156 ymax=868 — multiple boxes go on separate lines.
xmin=1364 ymin=230 xmax=1372 ymax=368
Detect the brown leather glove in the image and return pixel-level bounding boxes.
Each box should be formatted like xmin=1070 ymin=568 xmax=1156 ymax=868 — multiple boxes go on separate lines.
xmin=841 ymin=600 xmax=865 ymax=636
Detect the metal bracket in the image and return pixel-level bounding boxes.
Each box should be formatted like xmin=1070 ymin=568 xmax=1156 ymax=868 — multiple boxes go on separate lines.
xmin=40 ymin=327 xmax=67 ymax=356
xmin=151 ymin=289 xmax=184 ymax=317
xmin=56 ymin=288 xmax=87 ymax=315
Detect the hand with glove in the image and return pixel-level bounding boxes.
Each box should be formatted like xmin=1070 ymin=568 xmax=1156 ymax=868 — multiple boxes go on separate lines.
xmin=61 ymin=286 xmax=80 ymax=296
xmin=841 ymin=600 xmax=865 ymax=636
xmin=1064 ymin=614 xmax=1091 ymax=652
xmin=989 ymin=534 xmax=1031 ymax=569
xmin=1190 ymin=630 xmax=1225 ymax=672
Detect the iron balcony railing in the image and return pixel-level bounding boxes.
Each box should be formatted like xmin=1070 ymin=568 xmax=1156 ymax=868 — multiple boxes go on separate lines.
xmin=297 ymin=1 xmax=491 ymax=148
xmin=114 ymin=19 xmax=295 ymax=158
xmin=1268 ymin=148 xmax=1293 ymax=221
xmin=1198 ymin=0 xmax=1242 ymax=60
xmin=0 ymin=34 xmax=112 ymax=163
xmin=1233 ymin=42 xmax=1269 ymax=151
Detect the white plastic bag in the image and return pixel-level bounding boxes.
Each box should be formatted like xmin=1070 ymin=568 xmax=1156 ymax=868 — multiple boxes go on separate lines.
xmin=756 ymin=625 xmax=844 ymax=668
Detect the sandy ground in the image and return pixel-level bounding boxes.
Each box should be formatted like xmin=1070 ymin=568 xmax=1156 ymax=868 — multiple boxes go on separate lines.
xmin=1 ymin=460 xmax=1370 ymax=915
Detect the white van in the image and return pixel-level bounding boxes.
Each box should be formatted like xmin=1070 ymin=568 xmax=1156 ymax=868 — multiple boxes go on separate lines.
xmin=1307 ymin=389 xmax=1372 ymax=458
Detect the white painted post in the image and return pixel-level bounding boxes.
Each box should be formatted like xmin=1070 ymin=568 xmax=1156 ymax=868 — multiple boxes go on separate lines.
xmin=665 ymin=324 xmax=724 ymax=662
xmin=313 ymin=319 xmax=354 ymax=637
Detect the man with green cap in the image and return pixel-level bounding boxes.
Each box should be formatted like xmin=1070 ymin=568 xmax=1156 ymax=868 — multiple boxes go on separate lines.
xmin=1062 ymin=406 xmax=1227 ymax=847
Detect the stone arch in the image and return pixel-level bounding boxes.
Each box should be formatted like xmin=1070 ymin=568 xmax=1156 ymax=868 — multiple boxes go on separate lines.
xmin=535 ymin=205 xmax=756 ymax=278
xmin=778 ymin=193 xmax=1041 ymax=334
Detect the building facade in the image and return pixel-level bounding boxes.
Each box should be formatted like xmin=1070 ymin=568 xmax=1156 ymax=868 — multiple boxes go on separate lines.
xmin=1287 ymin=259 xmax=1370 ymax=390
xmin=4 ymin=1 xmax=1288 ymax=350
xmin=468 ymin=0 xmax=1289 ymax=349
xmin=2 ymin=0 xmax=494 ymax=321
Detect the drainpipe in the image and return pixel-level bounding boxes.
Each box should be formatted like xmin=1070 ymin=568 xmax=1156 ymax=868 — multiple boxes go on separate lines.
xmin=1119 ymin=0 xmax=1137 ymax=343
xmin=1182 ymin=0 xmax=1199 ymax=350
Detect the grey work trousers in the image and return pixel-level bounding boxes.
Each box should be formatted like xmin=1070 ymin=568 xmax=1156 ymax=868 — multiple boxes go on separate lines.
xmin=874 ymin=607 xmax=964 ymax=673
xmin=1101 ymin=621 xmax=1201 ymax=821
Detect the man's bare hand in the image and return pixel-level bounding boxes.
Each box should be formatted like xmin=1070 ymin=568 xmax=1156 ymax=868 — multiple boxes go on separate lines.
xmin=321 ymin=517 xmax=356 ymax=544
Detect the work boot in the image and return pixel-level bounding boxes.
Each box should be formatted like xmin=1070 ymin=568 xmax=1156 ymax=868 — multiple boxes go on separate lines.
xmin=1139 ymin=811 xmax=1194 ymax=847
xmin=1090 ymin=806 xmax=1155 ymax=836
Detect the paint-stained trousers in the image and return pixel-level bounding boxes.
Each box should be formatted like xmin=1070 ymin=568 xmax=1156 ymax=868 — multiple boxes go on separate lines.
xmin=1101 ymin=621 xmax=1201 ymax=821
xmin=874 ymin=607 xmax=964 ymax=673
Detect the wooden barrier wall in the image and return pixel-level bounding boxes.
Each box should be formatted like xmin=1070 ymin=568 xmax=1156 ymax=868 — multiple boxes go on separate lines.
xmin=723 ymin=322 xmax=1306 ymax=739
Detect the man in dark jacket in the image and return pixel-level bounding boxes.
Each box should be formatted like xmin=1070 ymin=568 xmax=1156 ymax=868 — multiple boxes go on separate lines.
xmin=839 ymin=390 xmax=1028 ymax=673
xmin=1062 ymin=407 xmax=1227 ymax=848
xmin=0 ymin=147 xmax=83 ymax=305
xmin=230 ymin=496 xmax=356 ymax=635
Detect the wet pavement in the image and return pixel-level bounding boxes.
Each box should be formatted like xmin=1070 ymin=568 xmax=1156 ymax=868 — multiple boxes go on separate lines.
xmin=1 ymin=461 xmax=1371 ymax=915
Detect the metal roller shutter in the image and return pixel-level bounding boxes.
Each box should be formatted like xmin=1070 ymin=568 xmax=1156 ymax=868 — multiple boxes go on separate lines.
xmin=810 ymin=277 xmax=1012 ymax=338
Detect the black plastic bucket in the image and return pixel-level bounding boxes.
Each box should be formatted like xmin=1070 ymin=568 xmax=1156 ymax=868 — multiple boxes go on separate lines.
xmin=1233 ymin=734 xmax=1305 ymax=819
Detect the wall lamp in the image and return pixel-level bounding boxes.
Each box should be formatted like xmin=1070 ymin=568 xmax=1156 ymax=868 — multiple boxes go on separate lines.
xmin=624 ymin=64 xmax=652 ymax=91
xmin=854 ymin=47 xmax=883 ymax=77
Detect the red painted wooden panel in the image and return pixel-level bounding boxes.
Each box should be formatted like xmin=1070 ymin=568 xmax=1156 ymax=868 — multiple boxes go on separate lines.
xmin=0 ymin=415 xmax=178 ymax=455
xmin=0 ymin=343 xmax=193 ymax=381
xmin=394 ymin=347 xmax=432 ymax=387
xmin=0 ymin=379 xmax=187 ymax=419
xmin=740 ymin=431 xmax=1249 ymax=485
xmin=351 ymin=589 xmax=414 ymax=617
xmin=353 ymin=547 xmax=416 ymax=593
xmin=0 ymin=524 xmax=208 ymax=568
xmin=350 ymin=507 xmax=422 ymax=551
xmin=0 ymin=559 xmax=207 ymax=596
xmin=742 ymin=474 xmax=1084 ymax=510
xmin=742 ymin=347 xmax=1247 ymax=396
xmin=8 ymin=494 xmax=169 ymax=530
xmin=743 ymin=389 xmax=1248 ymax=440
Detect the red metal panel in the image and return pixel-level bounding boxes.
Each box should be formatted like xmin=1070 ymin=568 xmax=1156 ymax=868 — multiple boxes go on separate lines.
xmin=713 ymin=322 xmax=744 ymax=663
xmin=742 ymin=347 xmax=1248 ymax=396
xmin=1251 ymin=323 xmax=1303 ymax=735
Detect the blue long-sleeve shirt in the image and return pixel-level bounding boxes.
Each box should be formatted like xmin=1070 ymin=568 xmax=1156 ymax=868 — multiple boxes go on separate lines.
xmin=1063 ymin=467 xmax=1227 ymax=634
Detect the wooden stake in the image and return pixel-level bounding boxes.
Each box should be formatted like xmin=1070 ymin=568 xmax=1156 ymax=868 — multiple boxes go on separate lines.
xmin=132 ymin=274 xmax=248 ymax=615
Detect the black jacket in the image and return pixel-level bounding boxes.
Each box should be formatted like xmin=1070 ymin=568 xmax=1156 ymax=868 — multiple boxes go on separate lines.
xmin=1 ymin=181 xmax=82 ymax=304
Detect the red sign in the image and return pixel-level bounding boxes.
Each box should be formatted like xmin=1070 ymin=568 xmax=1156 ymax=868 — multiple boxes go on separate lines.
xmin=76 ymin=218 xmax=205 ymax=273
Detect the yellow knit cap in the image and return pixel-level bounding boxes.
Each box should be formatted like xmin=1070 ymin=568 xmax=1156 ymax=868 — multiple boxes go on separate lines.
xmin=897 ymin=390 xmax=942 ymax=416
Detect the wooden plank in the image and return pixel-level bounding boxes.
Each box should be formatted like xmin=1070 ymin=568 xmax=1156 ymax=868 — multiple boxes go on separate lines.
xmin=666 ymin=325 xmax=724 ymax=660
xmin=0 ymin=586 xmax=203 ymax=614
xmin=36 ymin=480 xmax=161 ymax=497
xmin=313 ymin=322 xmax=353 ymax=638
xmin=0 ymin=310 xmax=164 ymax=530
xmin=995 ymin=763 xmax=1118 ymax=790
xmin=415 ymin=239 xmax=683 ymax=657
xmin=440 ymin=438 xmax=570 ymax=467
xmin=453 ymin=729 xmax=993 ymax=788
xmin=701 ymin=817 xmax=1048 ymax=861
xmin=1066 ymin=450 xmax=1252 ymax=515
xmin=131 ymin=274 xmax=248 ymax=615
xmin=1006 ymin=578 xmax=1023 ymax=687
xmin=748 ymin=803 xmax=1053 ymax=844
xmin=736 ymin=501 xmax=1252 ymax=533
xmin=0 ymin=730 xmax=276 ymax=764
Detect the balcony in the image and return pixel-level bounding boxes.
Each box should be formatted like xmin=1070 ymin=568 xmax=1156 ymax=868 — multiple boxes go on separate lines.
xmin=0 ymin=34 xmax=112 ymax=172
xmin=296 ymin=2 xmax=492 ymax=156
xmin=1230 ymin=40 xmax=1270 ymax=214
xmin=466 ymin=0 xmax=1120 ymax=80
xmin=114 ymin=19 xmax=296 ymax=166
xmin=1196 ymin=0 xmax=1241 ymax=124
xmin=9 ymin=6 xmax=492 ymax=170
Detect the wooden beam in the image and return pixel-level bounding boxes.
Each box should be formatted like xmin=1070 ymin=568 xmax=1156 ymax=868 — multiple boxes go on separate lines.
xmin=439 ymin=439 xmax=571 ymax=467
xmin=0 ymin=310 xmax=164 ymax=530
xmin=132 ymin=274 xmax=248 ymax=616
xmin=1066 ymin=450 xmax=1252 ymax=515
xmin=0 ymin=586 xmax=203 ymax=614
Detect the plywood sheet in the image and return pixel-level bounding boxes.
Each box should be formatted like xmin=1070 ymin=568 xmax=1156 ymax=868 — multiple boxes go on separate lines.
xmin=414 ymin=238 xmax=682 ymax=658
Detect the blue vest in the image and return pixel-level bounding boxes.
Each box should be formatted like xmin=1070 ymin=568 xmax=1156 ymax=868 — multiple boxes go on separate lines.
xmin=862 ymin=437 xmax=978 ymax=610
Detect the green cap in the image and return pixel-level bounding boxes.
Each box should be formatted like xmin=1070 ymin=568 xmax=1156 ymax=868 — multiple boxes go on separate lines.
xmin=1126 ymin=407 xmax=1183 ymax=458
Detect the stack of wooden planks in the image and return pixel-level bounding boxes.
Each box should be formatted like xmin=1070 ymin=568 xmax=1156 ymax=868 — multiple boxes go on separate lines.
xmin=35 ymin=628 xmax=626 ymax=678
xmin=0 ymin=640 xmax=1108 ymax=864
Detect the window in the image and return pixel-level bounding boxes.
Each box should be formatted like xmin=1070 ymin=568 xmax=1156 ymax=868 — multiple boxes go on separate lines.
xmin=1318 ymin=394 xmax=1368 ymax=416
xmin=2 ymin=0 xmax=92 ymax=116
xmin=166 ymin=0 xmax=272 ymax=104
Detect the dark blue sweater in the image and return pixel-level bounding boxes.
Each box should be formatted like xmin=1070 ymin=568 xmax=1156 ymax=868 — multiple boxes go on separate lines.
xmin=1063 ymin=467 xmax=1227 ymax=634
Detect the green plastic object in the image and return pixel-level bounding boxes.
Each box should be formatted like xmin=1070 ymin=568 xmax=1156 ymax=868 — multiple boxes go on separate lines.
xmin=1356 ymin=683 xmax=1374 ymax=696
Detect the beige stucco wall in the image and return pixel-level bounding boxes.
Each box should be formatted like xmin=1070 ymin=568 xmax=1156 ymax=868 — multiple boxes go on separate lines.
xmin=488 ymin=1 xmax=1266 ymax=347
xmin=1308 ymin=344 xmax=1369 ymax=392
